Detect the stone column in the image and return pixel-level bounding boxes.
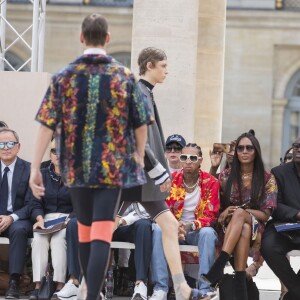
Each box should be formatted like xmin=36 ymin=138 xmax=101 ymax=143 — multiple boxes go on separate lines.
xmin=131 ymin=0 xmax=227 ymax=171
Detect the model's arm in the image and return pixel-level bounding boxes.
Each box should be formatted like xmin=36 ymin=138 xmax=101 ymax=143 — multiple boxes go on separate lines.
xmin=134 ymin=124 xmax=147 ymax=167
xmin=29 ymin=125 xmax=54 ymax=199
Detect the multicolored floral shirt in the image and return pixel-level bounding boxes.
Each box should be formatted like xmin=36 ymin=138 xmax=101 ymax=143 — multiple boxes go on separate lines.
xmin=36 ymin=54 xmax=151 ymax=188
xmin=219 ymin=169 xmax=277 ymax=212
xmin=166 ymin=170 xmax=220 ymax=229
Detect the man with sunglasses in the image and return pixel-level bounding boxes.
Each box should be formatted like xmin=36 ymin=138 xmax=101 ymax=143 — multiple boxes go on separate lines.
xmin=0 ymin=127 xmax=32 ymax=299
xmin=165 ymin=134 xmax=186 ymax=173
xmin=152 ymin=143 xmax=220 ymax=299
xmin=261 ymin=138 xmax=300 ymax=300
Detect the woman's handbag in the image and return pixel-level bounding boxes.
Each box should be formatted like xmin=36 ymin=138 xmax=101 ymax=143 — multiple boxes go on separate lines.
xmin=38 ymin=269 xmax=56 ymax=300
xmin=219 ymin=273 xmax=259 ymax=300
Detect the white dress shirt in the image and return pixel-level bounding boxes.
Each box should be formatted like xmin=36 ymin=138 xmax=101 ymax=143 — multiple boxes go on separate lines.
xmin=1 ymin=159 xmax=19 ymax=221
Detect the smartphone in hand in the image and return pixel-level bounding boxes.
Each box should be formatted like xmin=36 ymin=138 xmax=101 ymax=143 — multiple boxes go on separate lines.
xmin=213 ymin=143 xmax=234 ymax=154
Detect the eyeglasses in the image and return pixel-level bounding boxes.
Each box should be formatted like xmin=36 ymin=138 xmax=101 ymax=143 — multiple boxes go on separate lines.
xmin=0 ymin=141 xmax=19 ymax=149
xmin=166 ymin=146 xmax=182 ymax=153
xmin=50 ymin=148 xmax=57 ymax=155
xmin=236 ymin=145 xmax=255 ymax=152
xmin=179 ymin=154 xmax=202 ymax=163
xmin=292 ymin=143 xmax=300 ymax=150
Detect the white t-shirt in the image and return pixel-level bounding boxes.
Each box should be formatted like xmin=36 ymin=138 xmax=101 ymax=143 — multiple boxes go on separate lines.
xmin=180 ymin=187 xmax=200 ymax=222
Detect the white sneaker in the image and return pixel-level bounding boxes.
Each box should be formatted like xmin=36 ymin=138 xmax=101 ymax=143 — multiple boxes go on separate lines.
xmin=205 ymin=291 xmax=218 ymax=300
xmin=149 ymin=290 xmax=167 ymax=300
xmin=131 ymin=282 xmax=148 ymax=300
xmin=55 ymin=279 xmax=79 ymax=300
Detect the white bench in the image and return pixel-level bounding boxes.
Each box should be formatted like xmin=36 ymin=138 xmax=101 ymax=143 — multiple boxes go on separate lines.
xmin=0 ymin=237 xmax=199 ymax=253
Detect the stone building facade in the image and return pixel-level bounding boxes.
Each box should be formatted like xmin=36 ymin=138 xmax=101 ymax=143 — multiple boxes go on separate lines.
xmin=3 ymin=0 xmax=300 ymax=169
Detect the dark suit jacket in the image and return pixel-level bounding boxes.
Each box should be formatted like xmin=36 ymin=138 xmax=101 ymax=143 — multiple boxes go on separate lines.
xmin=0 ymin=157 xmax=31 ymax=220
xmin=271 ymin=162 xmax=300 ymax=222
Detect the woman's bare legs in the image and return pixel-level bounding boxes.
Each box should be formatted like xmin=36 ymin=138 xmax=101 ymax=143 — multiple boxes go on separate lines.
xmin=234 ymin=223 xmax=251 ymax=271
xmin=222 ymin=208 xmax=252 ymax=255
xmin=155 ymin=211 xmax=192 ymax=300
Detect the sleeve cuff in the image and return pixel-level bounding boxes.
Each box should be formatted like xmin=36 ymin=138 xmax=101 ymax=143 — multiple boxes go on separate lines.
xmin=10 ymin=214 xmax=19 ymax=222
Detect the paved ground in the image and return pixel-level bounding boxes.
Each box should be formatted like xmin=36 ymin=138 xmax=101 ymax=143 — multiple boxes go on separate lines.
xmin=0 ymin=291 xmax=282 ymax=299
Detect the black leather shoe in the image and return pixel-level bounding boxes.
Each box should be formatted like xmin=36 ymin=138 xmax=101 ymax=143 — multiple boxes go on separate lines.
xmin=5 ymin=280 xmax=20 ymax=299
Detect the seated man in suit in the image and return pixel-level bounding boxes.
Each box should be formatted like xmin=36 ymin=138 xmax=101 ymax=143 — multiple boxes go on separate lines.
xmin=261 ymin=137 xmax=300 ymax=300
xmin=0 ymin=127 xmax=32 ymax=299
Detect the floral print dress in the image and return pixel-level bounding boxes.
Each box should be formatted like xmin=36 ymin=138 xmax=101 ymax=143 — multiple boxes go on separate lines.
xmin=218 ymin=168 xmax=277 ymax=263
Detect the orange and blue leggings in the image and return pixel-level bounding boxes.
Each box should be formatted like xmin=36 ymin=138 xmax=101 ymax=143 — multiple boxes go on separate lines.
xmin=70 ymin=187 xmax=121 ymax=300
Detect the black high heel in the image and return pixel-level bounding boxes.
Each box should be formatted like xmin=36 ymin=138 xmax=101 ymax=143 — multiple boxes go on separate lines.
xmin=201 ymin=272 xmax=223 ymax=289
xmin=201 ymin=250 xmax=230 ymax=289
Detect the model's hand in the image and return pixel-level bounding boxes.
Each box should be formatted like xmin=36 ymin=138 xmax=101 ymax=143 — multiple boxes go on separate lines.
xmin=30 ymin=168 xmax=45 ymax=199
xmin=133 ymin=151 xmax=145 ymax=169
xmin=209 ymin=150 xmax=223 ymax=168
xmin=160 ymin=178 xmax=171 ymax=192
xmin=0 ymin=215 xmax=13 ymax=233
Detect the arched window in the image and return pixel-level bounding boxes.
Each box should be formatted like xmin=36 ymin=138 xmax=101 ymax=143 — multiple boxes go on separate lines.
xmin=111 ymin=51 xmax=131 ymax=68
xmin=282 ymin=69 xmax=300 ymax=151
xmin=4 ymin=51 xmax=30 ymax=72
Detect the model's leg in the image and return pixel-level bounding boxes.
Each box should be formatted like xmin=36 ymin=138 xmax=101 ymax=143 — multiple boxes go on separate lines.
xmin=154 ymin=211 xmax=191 ymax=300
xmin=70 ymin=188 xmax=93 ymax=280
xmin=233 ymin=223 xmax=251 ymax=300
xmin=71 ymin=187 xmax=121 ymax=300
xmin=88 ymin=188 xmax=121 ymax=300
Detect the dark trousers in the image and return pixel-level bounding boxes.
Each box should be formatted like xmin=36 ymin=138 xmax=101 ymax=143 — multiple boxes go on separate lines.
xmin=261 ymin=223 xmax=300 ymax=298
xmin=1 ymin=219 xmax=32 ymax=275
xmin=113 ymin=219 xmax=152 ymax=283
xmin=66 ymin=217 xmax=81 ymax=280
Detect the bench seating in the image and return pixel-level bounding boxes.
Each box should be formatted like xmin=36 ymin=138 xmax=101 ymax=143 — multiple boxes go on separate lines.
xmin=0 ymin=237 xmax=199 ymax=253
xmin=1 ymin=237 xmax=300 ymax=256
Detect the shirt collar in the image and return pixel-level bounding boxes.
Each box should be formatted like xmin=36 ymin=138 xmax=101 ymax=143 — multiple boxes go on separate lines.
xmin=139 ymin=79 xmax=154 ymax=91
xmin=1 ymin=158 xmax=17 ymax=173
xmin=83 ymin=48 xmax=106 ymax=55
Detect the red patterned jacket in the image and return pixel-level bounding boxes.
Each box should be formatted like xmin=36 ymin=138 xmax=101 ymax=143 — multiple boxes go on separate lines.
xmin=166 ymin=170 xmax=220 ymax=229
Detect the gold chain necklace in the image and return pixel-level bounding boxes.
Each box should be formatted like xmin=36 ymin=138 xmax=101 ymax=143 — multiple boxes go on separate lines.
xmin=241 ymin=172 xmax=252 ymax=180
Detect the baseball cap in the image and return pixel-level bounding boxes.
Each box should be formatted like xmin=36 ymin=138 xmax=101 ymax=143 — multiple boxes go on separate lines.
xmin=166 ymin=134 xmax=186 ymax=148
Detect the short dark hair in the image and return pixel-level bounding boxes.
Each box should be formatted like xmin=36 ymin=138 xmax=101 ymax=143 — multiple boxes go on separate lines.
xmin=81 ymin=13 xmax=108 ymax=46
xmin=0 ymin=127 xmax=19 ymax=142
xmin=138 ymin=47 xmax=167 ymax=75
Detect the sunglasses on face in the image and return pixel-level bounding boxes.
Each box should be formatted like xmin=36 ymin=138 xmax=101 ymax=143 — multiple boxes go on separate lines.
xmin=179 ymin=154 xmax=202 ymax=163
xmin=236 ymin=145 xmax=255 ymax=152
xmin=292 ymin=143 xmax=300 ymax=150
xmin=166 ymin=146 xmax=182 ymax=153
xmin=50 ymin=148 xmax=57 ymax=155
xmin=0 ymin=141 xmax=19 ymax=149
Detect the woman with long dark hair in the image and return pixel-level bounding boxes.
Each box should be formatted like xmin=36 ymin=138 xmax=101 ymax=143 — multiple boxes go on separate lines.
xmin=202 ymin=131 xmax=277 ymax=299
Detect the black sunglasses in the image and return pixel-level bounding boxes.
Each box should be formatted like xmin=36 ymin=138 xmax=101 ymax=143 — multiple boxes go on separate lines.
xmin=236 ymin=145 xmax=255 ymax=152
xmin=166 ymin=146 xmax=182 ymax=153
xmin=292 ymin=143 xmax=300 ymax=150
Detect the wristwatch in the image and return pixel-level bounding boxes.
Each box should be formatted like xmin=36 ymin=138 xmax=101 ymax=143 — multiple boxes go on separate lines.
xmin=191 ymin=222 xmax=196 ymax=231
